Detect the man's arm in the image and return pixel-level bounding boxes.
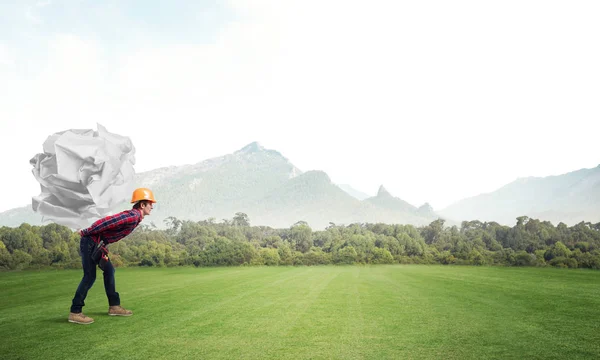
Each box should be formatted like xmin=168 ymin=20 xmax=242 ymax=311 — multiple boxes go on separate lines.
xmin=81 ymin=211 xmax=140 ymax=236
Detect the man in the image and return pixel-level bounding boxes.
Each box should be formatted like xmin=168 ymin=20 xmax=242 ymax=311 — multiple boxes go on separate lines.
xmin=68 ymin=187 xmax=157 ymax=325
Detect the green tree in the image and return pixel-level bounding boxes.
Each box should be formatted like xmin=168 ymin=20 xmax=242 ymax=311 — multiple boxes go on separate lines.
xmin=290 ymin=222 xmax=312 ymax=253
xmin=334 ymin=246 xmax=357 ymax=264
xmin=420 ymin=219 xmax=445 ymax=244
xmin=259 ymin=248 xmax=281 ymax=265
xmin=303 ymin=248 xmax=332 ymax=265
xmin=0 ymin=241 xmax=11 ymax=270
xmin=468 ymin=249 xmax=486 ymax=265
xmin=277 ymin=243 xmax=293 ymax=265
xmin=164 ymin=217 xmax=182 ymax=235
xmin=544 ymin=241 xmax=571 ymax=261
xmin=10 ymin=249 xmax=32 ymax=270
xmin=371 ymin=248 xmax=394 ymax=264
xmin=514 ymin=250 xmax=535 ymax=266
xmin=261 ymin=235 xmax=283 ymax=249
xmin=232 ymin=212 xmax=250 ymax=227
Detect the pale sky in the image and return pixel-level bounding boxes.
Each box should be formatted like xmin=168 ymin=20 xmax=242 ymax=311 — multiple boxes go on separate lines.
xmin=1 ymin=0 xmax=599 ymax=214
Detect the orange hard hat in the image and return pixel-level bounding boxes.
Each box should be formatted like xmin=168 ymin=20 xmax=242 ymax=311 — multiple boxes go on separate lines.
xmin=131 ymin=188 xmax=157 ymax=203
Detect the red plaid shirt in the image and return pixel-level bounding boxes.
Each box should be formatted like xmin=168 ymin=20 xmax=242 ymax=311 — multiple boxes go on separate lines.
xmin=81 ymin=209 xmax=143 ymax=244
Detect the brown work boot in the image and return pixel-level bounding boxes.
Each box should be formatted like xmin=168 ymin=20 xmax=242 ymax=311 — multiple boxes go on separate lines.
xmin=108 ymin=305 xmax=133 ymax=316
xmin=68 ymin=312 xmax=94 ymax=324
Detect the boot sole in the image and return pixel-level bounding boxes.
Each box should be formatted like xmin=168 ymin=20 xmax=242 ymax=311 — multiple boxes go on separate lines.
xmin=68 ymin=319 xmax=94 ymax=324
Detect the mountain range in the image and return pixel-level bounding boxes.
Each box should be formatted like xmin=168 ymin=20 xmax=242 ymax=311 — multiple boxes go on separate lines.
xmin=1 ymin=142 xmax=599 ymax=229
xmin=0 ymin=143 xmax=439 ymax=230
xmin=438 ymin=165 xmax=600 ymax=226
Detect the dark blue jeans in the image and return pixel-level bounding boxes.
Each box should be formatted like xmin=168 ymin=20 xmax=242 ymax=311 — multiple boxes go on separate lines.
xmin=70 ymin=236 xmax=120 ymax=313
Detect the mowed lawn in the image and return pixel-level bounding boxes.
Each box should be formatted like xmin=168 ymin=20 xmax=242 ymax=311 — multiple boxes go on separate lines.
xmin=1 ymin=265 xmax=599 ymax=360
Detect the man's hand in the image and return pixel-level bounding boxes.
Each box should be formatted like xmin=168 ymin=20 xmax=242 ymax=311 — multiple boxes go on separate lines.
xmin=77 ymin=229 xmax=84 ymax=237
xmin=99 ymin=254 xmax=109 ymax=270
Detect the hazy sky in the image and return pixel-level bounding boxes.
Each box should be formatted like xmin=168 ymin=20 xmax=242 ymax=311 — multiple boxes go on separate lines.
xmin=1 ymin=0 xmax=599 ymax=214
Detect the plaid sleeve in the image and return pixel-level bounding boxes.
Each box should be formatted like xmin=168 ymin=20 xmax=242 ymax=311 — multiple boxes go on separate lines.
xmin=81 ymin=211 xmax=139 ymax=236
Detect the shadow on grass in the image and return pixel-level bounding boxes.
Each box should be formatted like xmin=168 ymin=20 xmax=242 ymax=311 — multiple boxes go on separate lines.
xmin=48 ymin=316 xmax=70 ymax=324
xmin=87 ymin=311 xmax=109 ymax=317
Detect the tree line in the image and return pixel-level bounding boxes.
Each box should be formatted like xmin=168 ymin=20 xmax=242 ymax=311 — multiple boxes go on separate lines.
xmin=1 ymin=213 xmax=600 ymax=270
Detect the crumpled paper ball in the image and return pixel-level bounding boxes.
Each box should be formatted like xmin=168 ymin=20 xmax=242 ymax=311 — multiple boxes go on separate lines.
xmin=30 ymin=123 xmax=136 ymax=229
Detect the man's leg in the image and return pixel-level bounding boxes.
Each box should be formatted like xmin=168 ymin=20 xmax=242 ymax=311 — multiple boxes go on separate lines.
xmin=102 ymin=259 xmax=120 ymax=306
xmin=69 ymin=237 xmax=96 ymax=324
xmin=103 ymin=259 xmax=133 ymax=316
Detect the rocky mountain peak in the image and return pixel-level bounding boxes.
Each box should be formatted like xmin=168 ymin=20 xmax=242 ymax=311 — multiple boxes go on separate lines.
xmin=235 ymin=142 xmax=265 ymax=154
xmin=377 ymin=185 xmax=391 ymax=197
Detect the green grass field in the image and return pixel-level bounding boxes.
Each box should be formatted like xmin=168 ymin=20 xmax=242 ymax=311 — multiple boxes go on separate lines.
xmin=1 ymin=265 xmax=599 ymax=359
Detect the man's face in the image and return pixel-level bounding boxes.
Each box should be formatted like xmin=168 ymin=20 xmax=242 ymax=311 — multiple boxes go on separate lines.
xmin=141 ymin=202 xmax=154 ymax=216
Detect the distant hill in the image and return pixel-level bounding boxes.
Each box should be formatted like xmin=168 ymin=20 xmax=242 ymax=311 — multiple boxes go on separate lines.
xmin=438 ymin=165 xmax=600 ymax=226
xmin=365 ymin=186 xmax=417 ymax=213
xmin=0 ymin=205 xmax=44 ymax=228
xmin=133 ymin=142 xmax=303 ymax=225
xmin=337 ymin=184 xmax=371 ymax=200
xmin=0 ymin=142 xmax=440 ymax=230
